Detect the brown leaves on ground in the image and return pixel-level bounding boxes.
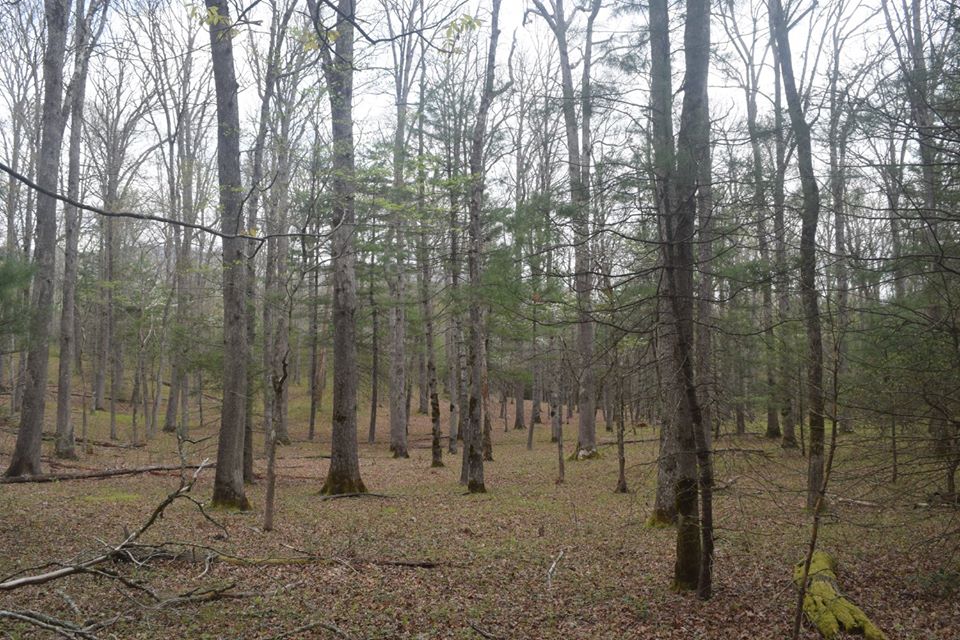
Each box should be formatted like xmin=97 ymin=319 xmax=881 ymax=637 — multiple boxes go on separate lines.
xmin=0 ymin=402 xmax=957 ymax=639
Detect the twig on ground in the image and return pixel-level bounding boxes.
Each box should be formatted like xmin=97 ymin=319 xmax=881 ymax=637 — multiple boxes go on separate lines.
xmin=468 ymin=620 xmax=504 ymax=640
xmin=547 ymin=549 xmax=565 ymax=589
xmin=265 ymin=619 xmax=355 ymax=640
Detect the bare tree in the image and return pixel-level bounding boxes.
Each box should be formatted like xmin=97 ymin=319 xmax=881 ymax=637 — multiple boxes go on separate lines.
xmin=55 ymin=0 xmax=108 ymax=459
xmin=308 ymin=0 xmax=367 ymax=495
xmin=207 ymin=0 xmax=250 ymax=509
xmin=770 ymin=0 xmax=826 ymax=511
xmin=530 ymin=0 xmax=602 ymax=459
xmin=5 ymin=0 xmax=73 ymax=477
xmin=464 ymin=0 xmax=505 ymax=493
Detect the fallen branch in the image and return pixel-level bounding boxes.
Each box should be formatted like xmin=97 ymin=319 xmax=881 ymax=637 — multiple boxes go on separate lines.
xmin=42 ymin=433 xmax=145 ymax=449
xmin=154 ymin=582 xmax=248 ymax=608
xmin=792 ymin=551 xmax=886 ymax=640
xmin=1 ymin=428 xmax=146 ymax=450
xmin=0 ymin=460 xmax=215 ymax=590
xmin=832 ymin=495 xmax=882 ymax=508
xmin=598 ymin=437 xmax=658 ymax=447
xmin=265 ymin=619 xmax=354 ymax=640
xmin=0 ymin=464 xmax=212 ymax=485
xmin=0 ymin=608 xmax=103 ymax=639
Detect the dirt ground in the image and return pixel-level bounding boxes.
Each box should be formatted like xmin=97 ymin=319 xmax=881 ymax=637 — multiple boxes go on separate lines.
xmin=0 ymin=391 xmax=957 ymax=639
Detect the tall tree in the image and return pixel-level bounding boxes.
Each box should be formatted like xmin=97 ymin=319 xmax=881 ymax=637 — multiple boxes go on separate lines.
xmin=648 ymin=0 xmax=678 ymax=526
xmin=309 ymin=0 xmax=367 ymax=495
xmin=651 ymin=0 xmax=713 ymax=596
xmin=55 ymin=0 xmax=107 ymax=459
xmin=207 ymin=0 xmax=250 ymax=509
xmin=382 ymin=0 xmax=424 ymax=460
xmin=531 ymin=0 xmax=602 ymax=459
xmin=464 ymin=0 xmax=504 ymax=493
xmin=5 ymin=0 xmax=72 ymax=477
xmin=770 ymin=0 xmax=826 ymax=511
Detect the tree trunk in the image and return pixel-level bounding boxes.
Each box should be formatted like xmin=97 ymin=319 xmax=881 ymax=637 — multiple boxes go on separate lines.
xmin=310 ymin=0 xmax=366 ymax=496
xmin=771 ymin=0 xmax=825 ymax=511
xmin=418 ymin=88 xmax=442 ymax=467
xmin=368 ymin=262 xmax=379 ymax=444
xmin=308 ymin=237 xmax=321 ymax=441
xmin=661 ymin=0 xmax=712 ymax=596
xmin=207 ymin=0 xmax=249 ymax=510
xmin=463 ymin=0 xmax=502 ymax=494
xmin=514 ymin=379 xmax=525 ymax=430
xmin=6 ymin=0 xmax=71 ymax=477
xmin=532 ymin=0 xmax=600 ymax=459
xmin=770 ymin=16 xmax=797 ymax=451
xmin=56 ymin=0 xmax=100 ymax=460
xmin=648 ymin=0 xmax=677 ymax=528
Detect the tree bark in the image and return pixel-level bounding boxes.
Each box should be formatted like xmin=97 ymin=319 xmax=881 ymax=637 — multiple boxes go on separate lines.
xmin=462 ymin=0 xmax=502 ymax=493
xmin=532 ymin=0 xmax=600 ymax=458
xmin=771 ymin=0 xmax=825 ymax=511
xmin=770 ymin=16 xmax=797 ymax=450
xmin=648 ymin=0 xmax=677 ymax=527
xmin=6 ymin=0 xmax=72 ymax=477
xmin=56 ymin=0 xmax=102 ymax=460
xmin=207 ymin=0 xmax=249 ymax=510
xmin=310 ymin=0 xmax=367 ymax=495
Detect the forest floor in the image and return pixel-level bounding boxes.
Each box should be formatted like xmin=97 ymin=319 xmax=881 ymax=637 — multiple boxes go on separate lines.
xmin=0 ymin=388 xmax=957 ymax=639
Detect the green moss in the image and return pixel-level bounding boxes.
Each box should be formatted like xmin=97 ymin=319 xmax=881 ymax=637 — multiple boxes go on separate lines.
xmin=645 ymin=510 xmax=675 ymax=529
xmin=794 ymin=551 xmax=887 ymax=640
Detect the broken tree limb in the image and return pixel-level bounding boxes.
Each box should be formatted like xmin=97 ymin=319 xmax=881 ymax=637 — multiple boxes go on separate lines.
xmin=0 ymin=464 xmax=213 ymax=484
xmin=0 ymin=608 xmax=105 ymax=639
xmin=43 ymin=433 xmax=145 ymax=449
xmin=0 ymin=461 xmax=215 ymax=590
xmin=792 ymin=551 xmax=887 ymax=640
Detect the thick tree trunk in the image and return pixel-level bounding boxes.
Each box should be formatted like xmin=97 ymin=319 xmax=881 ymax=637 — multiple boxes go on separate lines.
xmin=6 ymin=0 xmax=71 ymax=477
xmin=311 ymin=0 xmax=366 ymax=495
xmin=207 ymin=0 xmax=249 ymax=510
xmin=656 ymin=0 xmax=713 ymax=596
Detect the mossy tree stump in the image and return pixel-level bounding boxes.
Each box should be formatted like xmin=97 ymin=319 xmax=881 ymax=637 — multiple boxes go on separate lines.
xmin=793 ymin=551 xmax=886 ymax=640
